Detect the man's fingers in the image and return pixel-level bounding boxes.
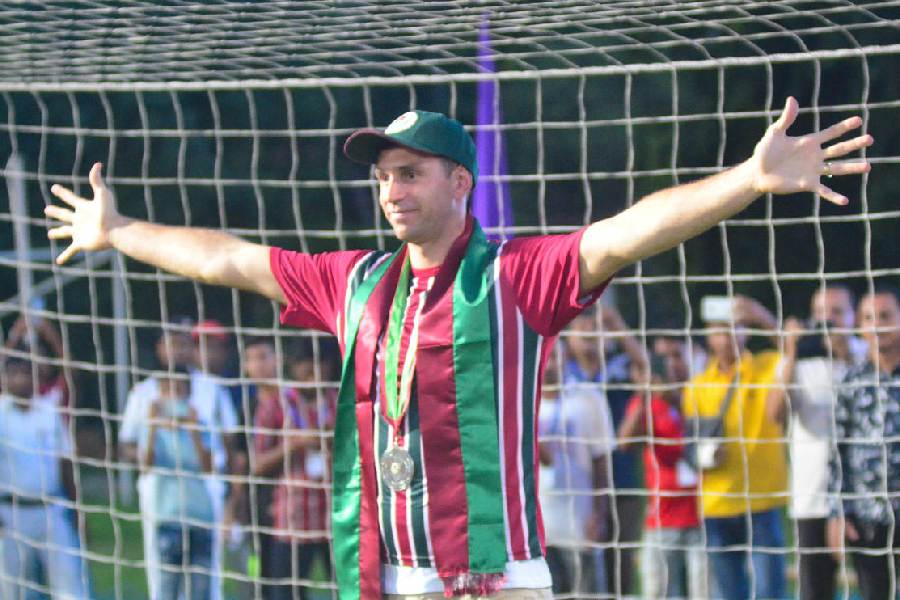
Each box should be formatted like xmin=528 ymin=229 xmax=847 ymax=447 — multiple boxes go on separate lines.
xmin=44 ymin=204 xmax=74 ymax=223
xmin=824 ymin=161 xmax=871 ymax=177
xmin=824 ymin=134 xmax=874 ymax=159
xmin=772 ymin=96 xmax=798 ymax=133
xmin=88 ymin=162 xmax=105 ymax=195
xmin=815 ymin=115 xmax=863 ymax=145
xmin=817 ymin=183 xmax=849 ymax=206
xmin=47 ymin=225 xmax=74 ymax=241
xmin=56 ymin=244 xmax=80 ymax=265
xmin=49 ymin=183 xmax=87 ymax=208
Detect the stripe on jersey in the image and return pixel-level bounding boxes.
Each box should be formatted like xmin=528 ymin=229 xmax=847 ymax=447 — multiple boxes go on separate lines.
xmin=451 ymin=228 xmax=507 ymax=572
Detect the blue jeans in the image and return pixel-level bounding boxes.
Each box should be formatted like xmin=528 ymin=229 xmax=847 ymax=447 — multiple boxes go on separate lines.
xmin=156 ymin=523 xmax=213 ymax=600
xmin=704 ymin=509 xmax=786 ymax=600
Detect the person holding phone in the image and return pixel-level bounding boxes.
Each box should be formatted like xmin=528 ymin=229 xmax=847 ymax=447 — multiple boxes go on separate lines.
xmin=141 ymin=367 xmax=216 ymax=600
xmin=766 ymin=284 xmax=865 ymax=600
xmin=683 ymin=294 xmax=787 ymax=600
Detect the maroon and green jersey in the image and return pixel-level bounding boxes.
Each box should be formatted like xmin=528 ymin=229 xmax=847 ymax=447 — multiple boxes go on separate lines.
xmin=270 ymin=218 xmax=606 ymax=598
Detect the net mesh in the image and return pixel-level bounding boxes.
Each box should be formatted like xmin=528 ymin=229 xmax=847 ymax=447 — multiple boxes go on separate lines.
xmin=0 ymin=1 xmax=898 ymax=598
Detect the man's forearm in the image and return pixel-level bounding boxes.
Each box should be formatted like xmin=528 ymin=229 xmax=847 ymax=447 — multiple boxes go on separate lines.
xmin=580 ymin=160 xmax=758 ymax=290
xmin=108 ymin=219 xmax=283 ymax=302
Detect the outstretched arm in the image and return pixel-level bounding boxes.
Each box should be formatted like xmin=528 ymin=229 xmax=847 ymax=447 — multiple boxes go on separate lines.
xmin=578 ymin=97 xmax=873 ymax=293
xmin=46 ymin=163 xmax=285 ymax=304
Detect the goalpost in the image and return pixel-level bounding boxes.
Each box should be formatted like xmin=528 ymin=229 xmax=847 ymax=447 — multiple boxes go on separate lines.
xmin=0 ymin=2 xmax=898 ymax=598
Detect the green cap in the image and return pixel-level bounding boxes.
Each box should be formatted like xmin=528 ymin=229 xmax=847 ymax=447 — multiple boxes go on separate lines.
xmin=343 ymin=110 xmax=478 ymax=183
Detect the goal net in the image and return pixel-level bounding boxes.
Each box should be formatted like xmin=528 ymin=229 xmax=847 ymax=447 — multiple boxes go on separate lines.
xmin=0 ymin=1 xmax=897 ymax=598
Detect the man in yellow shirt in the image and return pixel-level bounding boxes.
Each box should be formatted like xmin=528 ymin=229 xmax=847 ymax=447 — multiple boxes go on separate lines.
xmin=683 ymin=296 xmax=787 ymax=600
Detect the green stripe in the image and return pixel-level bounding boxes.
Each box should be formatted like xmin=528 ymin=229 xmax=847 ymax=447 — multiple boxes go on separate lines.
xmin=332 ymin=251 xmax=398 ymax=600
xmin=520 ymin=326 xmax=543 ymax=558
xmin=452 ymin=223 xmax=508 ymax=573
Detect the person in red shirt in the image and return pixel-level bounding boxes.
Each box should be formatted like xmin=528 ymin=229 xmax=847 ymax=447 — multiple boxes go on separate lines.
xmin=618 ymin=336 xmax=707 ymax=599
xmin=248 ymin=337 xmax=334 ymax=600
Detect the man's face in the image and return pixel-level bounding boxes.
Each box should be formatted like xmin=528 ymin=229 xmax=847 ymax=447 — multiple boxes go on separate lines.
xmin=705 ymin=322 xmax=746 ymax=366
xmin=4 ymin=360 xmax=34 ymax=400
xmin=374 ymin=147 xmax=468 ymax=245
xmin=858 ymin=292 xmax=900 ymax=356
xmin=564 ymin=311 xmax=600 ymax=363
xmin=653 ymin=337 xmax=689 ymax=383
xmin=290 ymin=358 xmax=316 ymax=384
xmin=244 ymin=343 xmax=277 ymax=381
xmin=811 ymin=287 xmax=855 ymax=330
xmin=156 ymin=331 xmax=195 ymax=370
xmin=195 ymin=335 xmax=231 ymax=374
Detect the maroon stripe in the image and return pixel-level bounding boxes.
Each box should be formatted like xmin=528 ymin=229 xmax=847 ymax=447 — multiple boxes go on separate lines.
xmin=417 ymin=282 xmax=470 ymax=577
xmin=353 ymin=248 xmax=407 ymax=597
xmin=499 ymin=282 xmax=528 ymax=560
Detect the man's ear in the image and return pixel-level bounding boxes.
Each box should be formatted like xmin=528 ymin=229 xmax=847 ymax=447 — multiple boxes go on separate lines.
xmin=454 ymin=166 xmax=474 ymax=198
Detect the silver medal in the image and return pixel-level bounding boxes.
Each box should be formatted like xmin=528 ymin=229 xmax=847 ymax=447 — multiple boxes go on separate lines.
xmin=380 ymin=446 xmax=414 ymax=492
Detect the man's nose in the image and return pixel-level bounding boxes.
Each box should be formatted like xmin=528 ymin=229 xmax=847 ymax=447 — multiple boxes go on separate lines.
xmin=382 ymin=178 xmax=406 ymax=203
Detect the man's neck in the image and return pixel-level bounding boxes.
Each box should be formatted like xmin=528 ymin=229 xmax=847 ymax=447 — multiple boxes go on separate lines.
xmin=715 ymin=354 xmax=738 ymax=372
xmin=831 ymin=335 xmax=851 ymax=362
xmin=573 ymin=354 xmax=602 ymax=379
xmin=406 ymin=218 xmax=466 ymax=270
xmin=873 ymin=347 xmax=900 ymax=375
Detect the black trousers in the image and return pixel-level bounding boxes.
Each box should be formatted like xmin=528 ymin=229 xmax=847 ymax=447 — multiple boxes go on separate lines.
xmin=847 ymin=517 xmax=900 ymax=600
xmin=261 ymin=539 xmax=332 ymax=600
xmin=795 ymin=517 xmax=837 ymax=600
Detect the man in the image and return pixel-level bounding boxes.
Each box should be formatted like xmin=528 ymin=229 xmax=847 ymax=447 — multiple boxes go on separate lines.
xmin=538 ymin=351 xmax=614 ymax=597
xmin=118 ymin=320 xmax=238 ymax=600
xmin=766 ymin=284 xmax=865 ymax=600
xmin=0 ymin=349 xmax=90 ymax=599
xmin=247 ymin=337 xmax=334 ymax=600
xmin=619 ymin=342 xmax=706 ymax=599
xmin=682 ymin=295 xmax=788 ymax=599
xmin=827 ymin=285 xmax=900 ymax=600
xmin=561 ymin=303 xmax=646 ymax=595
xmin=45 ymin=100 xmax=869 ymax=599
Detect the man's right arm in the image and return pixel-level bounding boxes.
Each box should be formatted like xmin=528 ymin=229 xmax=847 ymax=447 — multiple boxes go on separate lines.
xmin=46 ymin=163 xmax=285 ymax=304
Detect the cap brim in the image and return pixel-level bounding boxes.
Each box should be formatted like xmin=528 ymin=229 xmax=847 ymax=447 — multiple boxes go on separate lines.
xmin=343 ymin=129 xmax=397 ymax=165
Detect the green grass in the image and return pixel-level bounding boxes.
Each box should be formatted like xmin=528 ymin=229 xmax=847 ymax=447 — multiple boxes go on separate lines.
xmin=79 ymin=465 xmax=336 ymax=600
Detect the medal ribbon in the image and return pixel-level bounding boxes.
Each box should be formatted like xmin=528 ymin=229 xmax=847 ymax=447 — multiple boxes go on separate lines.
xmin=382 ymin=258 xmax=422 ymax=447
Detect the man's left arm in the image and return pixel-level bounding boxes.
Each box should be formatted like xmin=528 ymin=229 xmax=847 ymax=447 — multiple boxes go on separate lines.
xmin=578 ymin=97 xmax=872 ymax=293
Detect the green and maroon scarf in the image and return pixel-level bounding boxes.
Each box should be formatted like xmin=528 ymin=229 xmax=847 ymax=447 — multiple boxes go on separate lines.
xmin=332 ymin=217 xmax=510 ymax=599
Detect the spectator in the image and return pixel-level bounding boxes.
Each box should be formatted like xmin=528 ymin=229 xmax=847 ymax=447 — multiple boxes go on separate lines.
xmin=140 ymin=367 xmax=215 ymax=600
xmin=538 ymin=351 xmax=614 ymax=597
xmin=118 ymin=318 xmax=238 ymax=600
xmin=683 ymin=295 xmax=787 ymax=600
xmin=190 ymin=320 xmax=254 ymax=598
xmin=0 ymin=347 xmax=90 ymax=599
xmin=767 ymin=284 xmax=865 ymax=600
xmin=192 ymin=319 xmax=242 ymax=418
xmin=619 ymin=344 xmax=707 ymax=599
xmin=827 ymin=284 xmax=900 ymax=600
xmin=5 ymin=315 xmax=71 ymax=414
xmin=249 ymin=337 xmax=334 ymax=600
xmin=562 ymin=302 xmax=646 ymax=595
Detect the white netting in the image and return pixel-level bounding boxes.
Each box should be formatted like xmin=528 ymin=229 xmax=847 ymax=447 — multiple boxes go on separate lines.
xmin=0 ymin=1 xmax=898 ymax=598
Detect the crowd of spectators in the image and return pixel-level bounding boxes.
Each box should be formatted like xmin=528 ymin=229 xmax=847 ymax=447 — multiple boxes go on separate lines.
xmin=1 ymin=281 xmax=899 ymax=599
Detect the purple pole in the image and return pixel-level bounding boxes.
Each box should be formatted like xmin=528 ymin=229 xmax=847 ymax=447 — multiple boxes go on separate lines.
xmin=472 ymin=15 xmax=513 ymax=242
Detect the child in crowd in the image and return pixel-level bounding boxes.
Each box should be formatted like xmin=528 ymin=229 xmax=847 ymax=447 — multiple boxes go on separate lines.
xmin=141 ymin=367 xmax=215 ymax=600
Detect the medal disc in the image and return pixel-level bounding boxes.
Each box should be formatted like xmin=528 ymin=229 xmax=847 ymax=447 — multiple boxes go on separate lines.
xmin=380 ymin=446 xmax=414 ymax=491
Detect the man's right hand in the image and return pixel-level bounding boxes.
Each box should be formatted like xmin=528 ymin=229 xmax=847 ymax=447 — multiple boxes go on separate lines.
xmin=827 ymin=516 xmax=860 ymax=560
xmin=46 ymin=162 xmax=127 ymax=264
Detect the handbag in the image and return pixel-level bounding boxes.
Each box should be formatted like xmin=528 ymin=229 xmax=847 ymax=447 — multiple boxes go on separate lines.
xmin=683 ymin=374 xmax=738 ymax=471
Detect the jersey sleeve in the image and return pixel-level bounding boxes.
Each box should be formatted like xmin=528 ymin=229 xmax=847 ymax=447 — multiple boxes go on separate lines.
xmin=499 ymin=228 xmax=610 ymax=337
xmin=269 ymin=247 xmax=372 ymax=335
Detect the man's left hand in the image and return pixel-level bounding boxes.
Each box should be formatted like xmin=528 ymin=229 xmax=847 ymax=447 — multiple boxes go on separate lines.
xmin=751 ymin=97 xmax=872 ymax=205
